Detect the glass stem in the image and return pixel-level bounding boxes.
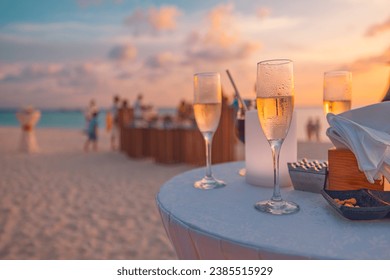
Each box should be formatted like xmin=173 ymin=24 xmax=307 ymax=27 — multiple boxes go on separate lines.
xmin=270 ymin=139 xmax=283 ymax=202
xmin=203 ymin=132 xmax=214 ymax=178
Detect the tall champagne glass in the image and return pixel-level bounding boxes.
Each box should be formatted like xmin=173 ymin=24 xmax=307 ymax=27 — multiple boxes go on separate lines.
xmin=255 ymin=59 xmax=299 ymax=215
xmin=193 ymin=72 xmax=226 ymax=189
xmin=323 ymin=71 xmax=352 ymax=115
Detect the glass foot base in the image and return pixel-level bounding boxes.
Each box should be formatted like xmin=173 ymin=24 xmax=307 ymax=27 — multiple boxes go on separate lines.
xmin=254 ymin=199 xmax=299 ymax=215
xmin=238 ymin=168 xmax=246 ymax=177
xmin=194 ymin=177 xmax=226 ymax=190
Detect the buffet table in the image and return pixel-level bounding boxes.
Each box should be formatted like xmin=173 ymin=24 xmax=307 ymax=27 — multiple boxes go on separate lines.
xmin=156 ymin=161 xmax=390 ymax=260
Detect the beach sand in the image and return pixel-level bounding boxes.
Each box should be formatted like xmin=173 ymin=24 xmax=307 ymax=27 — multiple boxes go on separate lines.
xmin=0 ymin=127 xmax=192 ymax=259
xmin=0 ymin=126 xmax=332 ymax=259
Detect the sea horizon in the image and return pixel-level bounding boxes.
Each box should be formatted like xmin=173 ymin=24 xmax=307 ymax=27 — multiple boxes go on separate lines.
xmin=0 ymin=106 xmax=329 ymax=141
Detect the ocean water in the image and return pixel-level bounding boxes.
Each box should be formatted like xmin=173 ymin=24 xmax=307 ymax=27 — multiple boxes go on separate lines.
xmin=0 ymin=107 xmax=328 ymax=141
xmin=0 ymin=110 xmax=103 ymax=130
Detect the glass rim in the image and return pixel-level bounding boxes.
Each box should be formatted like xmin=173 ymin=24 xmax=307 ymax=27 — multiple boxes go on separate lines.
xmin=324 ymin=70 xmax=352 ymax=77
xmin=257 ymin=59 xmax=292 ymax=66
xmin=194 ymin=72 xmax=220 ymax=77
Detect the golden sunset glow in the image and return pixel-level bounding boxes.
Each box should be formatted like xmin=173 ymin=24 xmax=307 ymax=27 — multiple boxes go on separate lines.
xmin=0 ymin=1 xmax=389 ymax=109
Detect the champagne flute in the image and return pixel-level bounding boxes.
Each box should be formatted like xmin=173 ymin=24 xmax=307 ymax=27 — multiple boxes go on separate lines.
xmin=323 ymin=71 xmax=352 ymax=115
xmin=193 ymin=72 xmax=226 ymax=189
xmin=254 ymin=59 xmax=299 ymax=215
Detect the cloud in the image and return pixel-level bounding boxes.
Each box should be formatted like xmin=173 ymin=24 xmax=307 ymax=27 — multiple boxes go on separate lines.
xmin=184 ymin=4 xmax=261 ymax=63
xmin=205 ymin=3 xmax=238 ymax=47
xmin=345 ymin=46 xmax=390 ymax=71
xmin=149 ymin=6 xmax=181 ymax=31
xmin=0 ymin=62 xmax=105 ymax=90
xmin=108 ymin=44 xmax=137 ymax=61
xmin=365 ymin=16 xmax=390 ymax=37
xmin=186 ymin=41 xmax=261 ymax=63
xmin=0 ymin=61 xmax=122 ymax=108
xmin=1 ymin=64 xmax=61 ymax=82
xmin=124 ymin=6 xmax=181 ymax=35
xmin=256 ymin=7 xmax=271 ymax=20
xmin=145 ymin=52 xmax=181 ymax=68
xmin=56 ymin=63 xmax=102 ymax=88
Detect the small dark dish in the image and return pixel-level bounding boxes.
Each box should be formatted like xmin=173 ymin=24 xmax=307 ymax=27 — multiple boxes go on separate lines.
xmin=366 ymin=190 xmax=390 ymax=205
xmin=366 ymin=190 xmax=390 ymax=217
xmin=321 ymin=189 xmax=390 ymax=220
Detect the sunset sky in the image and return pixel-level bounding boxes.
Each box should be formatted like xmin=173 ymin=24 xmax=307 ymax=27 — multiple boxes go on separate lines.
xmin=0 ymin=0 xmax=389 ymax=109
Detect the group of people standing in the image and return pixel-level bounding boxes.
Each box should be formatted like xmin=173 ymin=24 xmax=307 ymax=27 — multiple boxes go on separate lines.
xmin=306 ymin=117 xmax=321 ymax=142
xmin=83 ymin=94 xmax=148 ymax=152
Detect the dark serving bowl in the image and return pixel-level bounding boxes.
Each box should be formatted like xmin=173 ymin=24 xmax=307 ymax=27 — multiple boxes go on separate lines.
xmin=366 ymin=190 xmax=390 ymax=205
xmin=321 ymin=189 xmax=390 ymax=220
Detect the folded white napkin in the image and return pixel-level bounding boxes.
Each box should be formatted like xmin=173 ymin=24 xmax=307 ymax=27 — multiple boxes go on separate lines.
xmin=326 ymin=102 xmax=390 ymax=183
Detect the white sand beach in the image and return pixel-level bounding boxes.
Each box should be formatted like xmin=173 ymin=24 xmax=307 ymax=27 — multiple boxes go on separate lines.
xmin=0 ymin=127 xmax=192 ymax=259
xmin=0 ymin=126 xmax=332 ymax=260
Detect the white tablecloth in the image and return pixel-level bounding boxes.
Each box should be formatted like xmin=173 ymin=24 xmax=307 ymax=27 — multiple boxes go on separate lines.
xmin=156 ymin=161 xmax=390 ymax=260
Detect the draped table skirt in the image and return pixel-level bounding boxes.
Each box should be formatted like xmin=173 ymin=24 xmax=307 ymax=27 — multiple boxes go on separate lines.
xmin=156 ymin=161 xmax=390 ymax=260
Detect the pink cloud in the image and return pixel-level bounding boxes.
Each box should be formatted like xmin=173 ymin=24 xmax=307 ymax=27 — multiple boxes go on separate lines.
xmin=145 ymin=52 xmax=181 ymax=68
xmin=1 ymin=64 xmax=61 ymax=82
xmin=345 ymin=46 xmax=390 ymax=71
xmin=365 ymin=16 xmax=390 ymax=37
xmin=124 ymin=6 xmax=181 ymax=34
xmin=149 ymin=6 xmax=181 ymax=31
xmin=184 ymin=4 xmax=261 ymax=63
xmin=256 ymin=7 xmax=271 ymax=20
xmin=205 ymin=3 xmax=238 ymax=47
xmin=0 ymin=61 xmax=123 ymax=108
xmin=108 ymin=44 xmax=137 ymax=61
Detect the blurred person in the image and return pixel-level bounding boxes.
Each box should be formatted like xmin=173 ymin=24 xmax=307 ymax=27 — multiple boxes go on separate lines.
xmin=105 ymin=109 xmax=113 ymax=132
xmin=84 ymin=111 xmax=99 ymax=152
xmin=133 ymin=93 xmax=144 ymax=121
xmin=177 ymin=99 xmax=188 ymax=122
xmin=16 ymin=106 xmax=41 ymax=153
xmin=84 ymin=99 xmax=97 ymax=132
xmin=306 ymin=117 xmax=314 ymax=141
xmin=120 ymin=99 xmax=133 ymax=127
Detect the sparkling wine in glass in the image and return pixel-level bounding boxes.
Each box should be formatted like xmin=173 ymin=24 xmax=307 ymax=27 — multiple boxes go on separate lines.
xmin=193 ymin=72 xmax=226 ymax=190
xmin=323 ymin=71 xmax=352 ymax=115
xmin=254 ymin=59 xmax=299 ymax=215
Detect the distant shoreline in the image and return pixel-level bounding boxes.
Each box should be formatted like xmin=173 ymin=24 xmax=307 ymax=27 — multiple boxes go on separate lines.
xmin=0 ymin=107 xmax=329 ymax=142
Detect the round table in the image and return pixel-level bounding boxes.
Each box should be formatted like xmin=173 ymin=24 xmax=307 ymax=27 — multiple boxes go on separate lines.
xmin=156 ymin=161 xmax=390 ymax=260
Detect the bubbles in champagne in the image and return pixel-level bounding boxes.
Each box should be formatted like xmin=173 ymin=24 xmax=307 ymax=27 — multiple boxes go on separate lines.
xmin=256 ymin=96 xmax=294 ymax=141
xmin=323 ymin=100 xmax=351 ymax=115
xmin=193 ymin=103 xmax=222 ymax=133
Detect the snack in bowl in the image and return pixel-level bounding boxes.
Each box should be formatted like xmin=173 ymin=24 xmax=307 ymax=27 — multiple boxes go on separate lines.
xmin=321 ymin=189 xmax=390 ymax=220
xmin=333 ymin=198 xmax=358 ymax=207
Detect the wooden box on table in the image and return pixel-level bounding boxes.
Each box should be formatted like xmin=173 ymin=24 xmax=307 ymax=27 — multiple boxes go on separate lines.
xmin=327 ymin=148 xmax=389 ymax=191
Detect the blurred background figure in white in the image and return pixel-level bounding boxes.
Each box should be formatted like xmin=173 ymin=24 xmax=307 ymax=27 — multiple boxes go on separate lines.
xmin=16 ymin=106 xmax=41 ymax=153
